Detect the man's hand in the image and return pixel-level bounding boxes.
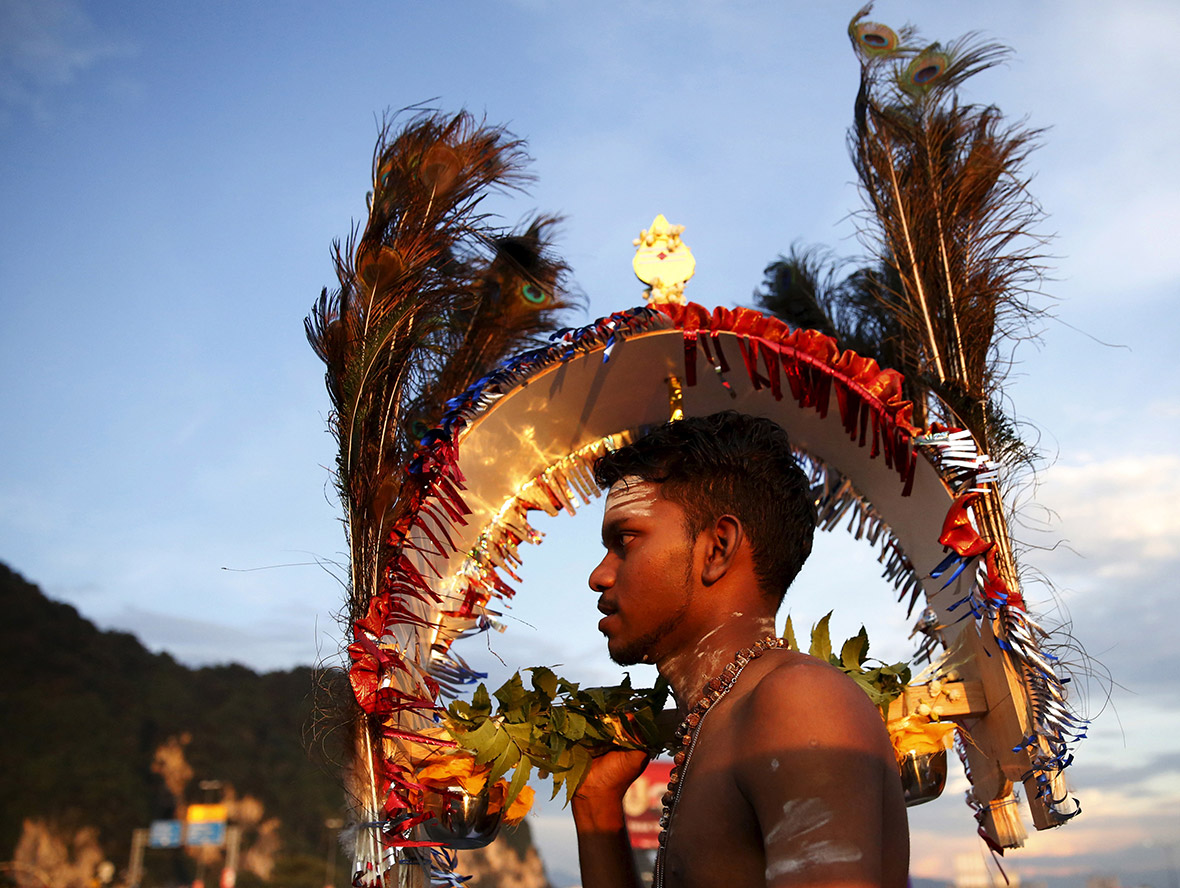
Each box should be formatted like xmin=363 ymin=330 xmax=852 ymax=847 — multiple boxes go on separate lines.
xmin=572 ymin=747 xmax=649 ymax=888
xmin=574 ymin=747 xmax=651 ymax=812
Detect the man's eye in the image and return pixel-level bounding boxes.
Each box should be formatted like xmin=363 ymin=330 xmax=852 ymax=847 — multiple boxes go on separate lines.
xmin=603 ymin=529 xmax=637 ymax=551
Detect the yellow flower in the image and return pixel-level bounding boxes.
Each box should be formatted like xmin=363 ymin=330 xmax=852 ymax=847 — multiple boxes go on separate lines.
xmin=416 ymin=754 xmax=491 ymax=795
xmin=415 ymin=754 xmax=536 ymax=825
xmin=890 ymin=715 xmax=956 ymax=761
xmin=491 ymin=783 xmax=536 ymax=825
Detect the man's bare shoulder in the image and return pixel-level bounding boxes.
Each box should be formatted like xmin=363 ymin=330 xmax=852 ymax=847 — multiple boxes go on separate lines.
xmin=735 ymin=650 xmax=892 ymax=754
xmin=719 ymin=651 xmax=908 ymax=886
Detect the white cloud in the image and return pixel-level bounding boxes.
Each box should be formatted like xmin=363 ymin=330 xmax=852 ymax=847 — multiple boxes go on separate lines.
xmin=1035 ymin=453 xmax=1180 ymax=575
xmin=99 ymin=602 xmax=337 ymax=672
xmin=0 ymin=0 xmax=135 ymax=117
xmin=906 ymin=751 xmax=1180 ymax=879
xmin=1026 ymin=1 xmax=1180 ymax=299
xmin=1053 ymin=0 xmax=1180 ymax=104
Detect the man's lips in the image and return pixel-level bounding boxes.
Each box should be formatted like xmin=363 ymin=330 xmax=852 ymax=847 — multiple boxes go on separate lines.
xmin=597 ymin=600 xmax=617 ymax=634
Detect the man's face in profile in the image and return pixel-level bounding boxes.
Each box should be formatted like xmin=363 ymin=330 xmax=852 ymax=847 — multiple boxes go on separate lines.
xmin=590 ymin=478 xmax=695 ymax=666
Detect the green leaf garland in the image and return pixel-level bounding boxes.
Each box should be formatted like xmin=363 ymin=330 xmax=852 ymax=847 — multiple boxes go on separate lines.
xmin=441 ymin=617 xmax=910 ymax=806
xmin=444 ymin=670 xmax=670 ymax=805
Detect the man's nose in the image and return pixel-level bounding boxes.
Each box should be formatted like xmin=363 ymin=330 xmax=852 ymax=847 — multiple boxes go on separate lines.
xmin=588 ymin=553 xmax=614 ymax=593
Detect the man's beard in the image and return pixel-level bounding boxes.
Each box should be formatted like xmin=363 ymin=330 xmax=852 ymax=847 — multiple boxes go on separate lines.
xmin=607 ymin=568 xmax=693 ymax=666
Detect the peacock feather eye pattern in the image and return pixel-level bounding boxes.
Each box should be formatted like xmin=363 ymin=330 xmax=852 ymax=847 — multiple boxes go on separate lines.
xmin=520 ymin=282 xmax=549 ymax=305
xmin=419 ymin=143 xmax=462 ymax=192
xmin=851 ymin=20 xmax=900 ymax=56
xmin=356 ymin=246 xmax=405 ymax=294
xmin=409 ymin=418 xmax=431 ymax=442
xmin=901 ymin=48 xmax=951 ymax=94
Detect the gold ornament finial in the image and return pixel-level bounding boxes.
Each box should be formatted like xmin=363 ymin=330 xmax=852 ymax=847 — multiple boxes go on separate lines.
xmin=632 ymin=214 xmax=695 ymax=305
xmin=667 ymin=375 xmax=685 ymax=421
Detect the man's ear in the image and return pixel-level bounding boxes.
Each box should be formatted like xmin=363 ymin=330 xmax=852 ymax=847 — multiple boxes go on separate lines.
xmin=700 ymin=514 xmax=745 ymax=586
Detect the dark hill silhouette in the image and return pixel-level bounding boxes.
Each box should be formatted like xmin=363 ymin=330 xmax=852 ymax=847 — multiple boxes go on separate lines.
xmin=0 ymin=564 xmax=548 ymax=888
xmin=0 ymin=562 xmax=347 ymax=887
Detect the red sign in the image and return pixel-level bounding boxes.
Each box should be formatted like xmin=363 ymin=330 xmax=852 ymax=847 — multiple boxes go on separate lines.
xmin=623 ymin=759 xmax=672 ymax=850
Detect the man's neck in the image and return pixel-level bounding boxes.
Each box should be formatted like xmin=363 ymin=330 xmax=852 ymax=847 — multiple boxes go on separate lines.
xmin=656 ymin=612 xmax=778 ymax=713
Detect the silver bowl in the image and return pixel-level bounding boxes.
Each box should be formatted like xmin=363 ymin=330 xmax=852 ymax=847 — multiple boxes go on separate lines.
xmin=899 ymin=748 xmax=948 ymax=807
xmin=420 ymin=786 xmax=502 ymax=849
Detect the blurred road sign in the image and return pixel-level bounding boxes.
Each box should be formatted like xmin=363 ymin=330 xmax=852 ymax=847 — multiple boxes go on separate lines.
xmin=148 ymin=820 xmax=183 ymax=848
xmin=623 ymin=759 xmax=672 ymax=850
xmin=187 ymin=804 xmax=228 ymax=822
xmin=186 ymin=820 xmax=226 ymax=846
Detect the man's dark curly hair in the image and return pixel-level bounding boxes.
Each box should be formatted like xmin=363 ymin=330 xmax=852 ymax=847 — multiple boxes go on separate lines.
xmin=593 ymin=411 xmax=816 ymax=602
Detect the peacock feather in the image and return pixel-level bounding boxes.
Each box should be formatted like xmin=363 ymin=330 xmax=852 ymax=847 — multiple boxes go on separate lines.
xmin=306 ymin=111 xmax=574 ymax=877
xmin=850 ymin=5 xmax=1050 ymax=610
xmin=763 ymin=7 xmax=1048 ymax=598
xmin=306 ymin=110 xmax=573 ymax=627
xmin=847 ymin=8 xmax=910 ymax=59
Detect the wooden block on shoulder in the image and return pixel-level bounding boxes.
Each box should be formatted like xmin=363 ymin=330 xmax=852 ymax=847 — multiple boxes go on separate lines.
xmin=887 ymin=679 xmax=987 ymax=723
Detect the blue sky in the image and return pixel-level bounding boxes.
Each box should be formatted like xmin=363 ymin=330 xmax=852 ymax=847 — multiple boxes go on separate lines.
xmin=2 ymin=1 xmax=1178 ymax=884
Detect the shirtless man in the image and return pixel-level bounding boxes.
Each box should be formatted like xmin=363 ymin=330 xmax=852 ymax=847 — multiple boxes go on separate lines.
xmin=573 ymin=411 xmax=908 ymax=888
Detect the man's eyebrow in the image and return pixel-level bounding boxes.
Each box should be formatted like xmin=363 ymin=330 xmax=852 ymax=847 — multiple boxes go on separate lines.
xmin=600 ymin=514 xmax=630 ymax=547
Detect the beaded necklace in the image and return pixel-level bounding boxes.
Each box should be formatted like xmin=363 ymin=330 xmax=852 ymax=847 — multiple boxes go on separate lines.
xmin=652 ymin=635 xmax=786 ymax=888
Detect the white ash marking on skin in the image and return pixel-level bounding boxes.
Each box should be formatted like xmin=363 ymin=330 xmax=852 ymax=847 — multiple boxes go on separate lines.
xmin=694 ymin=646 xmax=727 ymax=676
xmin=698 ymin=625 xmax=724 ymax=645
xmin=664 ymin=632 xmax=731 ymax=707
xmin=660 ymin=643 xmax=724 ymax=708
xmin=765 ymin=798 xmax=831 ymax=844
xmin=766 ymin=842 xmax=862 ymax=877
xmin=605 ymin=480 xmax=661 ymax=518
xmin=692 ymin=628 xmax=732 ymax=674
xmin=763 ymin=798 xmax=861 ymax=879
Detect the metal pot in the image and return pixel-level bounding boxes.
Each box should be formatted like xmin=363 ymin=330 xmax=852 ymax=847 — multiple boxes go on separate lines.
xmin=899 ymin=748 xmax=948 ymax=807
xmin=420 ymin=786 xmax=502 ymax=849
